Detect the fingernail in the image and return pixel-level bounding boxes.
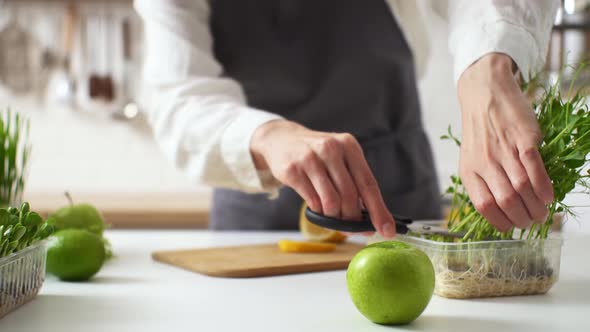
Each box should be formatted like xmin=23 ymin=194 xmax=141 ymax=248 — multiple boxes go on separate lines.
xmin=382 ymin=223 xmax=396 ymax=239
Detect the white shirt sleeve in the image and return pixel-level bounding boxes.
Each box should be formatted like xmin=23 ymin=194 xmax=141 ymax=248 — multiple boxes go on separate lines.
xmin=134 ymin=0 xmax=284 ymax=193
xmin=447 ymin=0 xmax=559 ymax=83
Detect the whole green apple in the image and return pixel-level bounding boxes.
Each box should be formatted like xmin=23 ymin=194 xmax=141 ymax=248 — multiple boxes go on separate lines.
xmin=48 ymin=193 xmax=106 ymax=236
xmin=347 ymin=241 xmax=435 ymax=325
xmin=46 ymin=229 xmax=106 ymax=281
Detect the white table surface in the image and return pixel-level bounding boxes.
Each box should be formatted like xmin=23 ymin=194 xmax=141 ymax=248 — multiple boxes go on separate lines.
xmin=1 ymin=230 xmax=589 ymax=332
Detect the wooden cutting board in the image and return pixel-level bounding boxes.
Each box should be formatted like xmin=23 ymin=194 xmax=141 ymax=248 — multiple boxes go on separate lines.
xmin=152 ymin=242 xmax=365 ymax=278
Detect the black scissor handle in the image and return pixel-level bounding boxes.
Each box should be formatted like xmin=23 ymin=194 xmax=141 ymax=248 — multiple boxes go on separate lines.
xmin=304 ymin=207 xmax=412 ymax=234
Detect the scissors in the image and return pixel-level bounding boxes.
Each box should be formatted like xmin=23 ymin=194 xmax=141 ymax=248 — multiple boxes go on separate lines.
xmin=304 ymin=207 xmax=467 ymax=239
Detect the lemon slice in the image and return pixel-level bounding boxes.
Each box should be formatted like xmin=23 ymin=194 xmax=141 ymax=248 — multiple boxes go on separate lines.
xmin=278 ymin=239 xmax=336 ymax=253
xmin=299 ymin=202 xmax=348 ymax=243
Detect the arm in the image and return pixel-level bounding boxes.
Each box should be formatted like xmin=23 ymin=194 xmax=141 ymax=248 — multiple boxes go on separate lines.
xmin=448 ymin=0 xmax=559 ymax=230
xmin=136 ymin=0 xmax=396 ymax=237
xmin=135 ymin=0 xmax=282 ymax=192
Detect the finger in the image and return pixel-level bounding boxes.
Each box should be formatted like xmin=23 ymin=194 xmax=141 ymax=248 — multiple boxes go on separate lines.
xmin=341 ymin=136 xmax=395 ymax=238
xmin=463 ymin=172 xmax=513 ymax=232
xmin=303 ymin=152 xmax=341 ymax=218
xmin=501 ymin=150 xmax=549 ymax=223
xmin=483 ymin=165 xmax=532 ymax=229
xmin=518 ymin=142 xmax=554 ymax=204
xmin=316 ymin=137 xmax=361 ymax=221
xmin=343 ymin=231 xmax=374 ymax=236
xmin=284 ymin=167 xmax=322 ymax=214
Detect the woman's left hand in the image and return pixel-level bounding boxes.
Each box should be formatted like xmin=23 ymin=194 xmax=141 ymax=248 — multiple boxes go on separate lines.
xmin=456 ymin=53 xmax=554 ymax=232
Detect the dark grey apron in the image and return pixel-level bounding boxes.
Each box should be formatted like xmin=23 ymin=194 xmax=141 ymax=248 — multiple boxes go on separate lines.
xmin=208 ymin=0 xmax=441 ymax=230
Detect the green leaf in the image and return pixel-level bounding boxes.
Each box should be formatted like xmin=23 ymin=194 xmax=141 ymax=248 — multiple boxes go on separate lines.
xmin=20 ymin=201 xmax=30 ymax=216
xmin=6 ymin=240 xmax=19 ymax=254
xmin=0 ymin=209 xmax=9 ymax=226
xmin=10 ymin=224 xmax=26 ymax=242
xmin=35 ymin=223 xmax=54 ymax=240
xmin=564 ymin=158 xmax=586 ymax=169
xmin=3 ymin=224 xmax=12 ymax=238
xmin=23 ymin=211 xmax=42 ymax=227
xmin=7 ymin=213 xmax=18 ymax=225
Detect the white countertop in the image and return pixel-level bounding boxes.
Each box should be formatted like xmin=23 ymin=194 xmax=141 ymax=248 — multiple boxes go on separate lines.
xmin=1 ymin=230 xmax=589 ymax=332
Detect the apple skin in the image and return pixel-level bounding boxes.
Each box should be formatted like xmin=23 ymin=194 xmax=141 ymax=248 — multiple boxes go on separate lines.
xmin=346 ymin=241 xmax=435 ymax=325
xmin=49 ymin=203 xmax=105 ymax=236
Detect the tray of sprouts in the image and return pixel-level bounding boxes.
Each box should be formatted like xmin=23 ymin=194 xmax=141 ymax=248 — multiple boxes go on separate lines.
xmin=0 ymin=110 xmax=55 ymax=318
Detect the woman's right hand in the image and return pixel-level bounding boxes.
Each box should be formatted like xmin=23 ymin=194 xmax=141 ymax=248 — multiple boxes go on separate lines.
xmin=250 ymin=120 xmax=396 ymax=238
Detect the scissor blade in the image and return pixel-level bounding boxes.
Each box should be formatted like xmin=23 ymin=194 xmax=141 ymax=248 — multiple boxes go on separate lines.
xmin=406 ymin=223 xmax=466 ymax=239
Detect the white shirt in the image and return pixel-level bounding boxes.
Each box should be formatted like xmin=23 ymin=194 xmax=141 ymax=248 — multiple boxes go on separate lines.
xmin=134 ymin=0 xmax=559 ymax=193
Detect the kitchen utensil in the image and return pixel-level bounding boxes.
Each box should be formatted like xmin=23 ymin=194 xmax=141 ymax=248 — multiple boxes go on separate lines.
xmin=111 ymin=17 xmax=138 ymax=121
xmin=304 ymin=207 xmax=467 ymax=239
xmin=152 ymin=242 xmax=365 ymax=278
xmin=46 ymin=3 xmax=77 ymax=105
xmin=0 ymin=17 xmax=35 ymax=94
xmin=88 ymin=9 xmax=115 ymax=103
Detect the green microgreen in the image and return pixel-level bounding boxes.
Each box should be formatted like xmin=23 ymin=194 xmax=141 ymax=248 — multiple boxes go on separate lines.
xmin=0 ymin=202 xmax=54 ymax=258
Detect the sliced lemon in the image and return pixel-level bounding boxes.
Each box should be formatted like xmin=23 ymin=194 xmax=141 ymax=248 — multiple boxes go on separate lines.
xmin=278 ymin=239 xmax=336 ymax=253
xmin=299 ymin=202 xmax=348 ymax=243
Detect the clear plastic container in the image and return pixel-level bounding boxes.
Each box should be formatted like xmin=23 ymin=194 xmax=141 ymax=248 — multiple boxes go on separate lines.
xmin=0 ymin=241 xmax=47 ymax=318
xmin=370 ymin=234 xmax=563 ymax=299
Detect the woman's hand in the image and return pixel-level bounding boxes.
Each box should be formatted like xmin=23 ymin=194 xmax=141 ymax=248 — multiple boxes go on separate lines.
xmin=457 ymin=53 xmax=554 ymax=231
xmin=250 ymin=120 xmax=396 ymax=238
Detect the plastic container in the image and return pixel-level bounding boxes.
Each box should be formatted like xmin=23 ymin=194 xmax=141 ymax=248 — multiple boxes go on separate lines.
xmin=369 ymin=234 xmax=563 ymax=299
xmin=0 ymin=241 xmax=47 ymax=318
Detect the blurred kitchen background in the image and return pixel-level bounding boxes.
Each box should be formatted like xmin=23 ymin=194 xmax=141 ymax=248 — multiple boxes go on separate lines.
xmin=0 ymin=0 xmax=588 ymax=232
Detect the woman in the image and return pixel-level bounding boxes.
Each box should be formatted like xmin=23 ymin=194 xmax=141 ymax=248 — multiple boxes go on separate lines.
xmin=135 ymin=0 xmax=558 ymax=238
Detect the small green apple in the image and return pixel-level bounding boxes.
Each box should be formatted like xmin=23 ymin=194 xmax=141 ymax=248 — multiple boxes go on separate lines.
xmin=47 ymin=192 xmax=106 ymax=236
xmin=46 ymin=229 xmax=106 ymax=281
xmin=347 ymin=241 xmax=435 ymax=325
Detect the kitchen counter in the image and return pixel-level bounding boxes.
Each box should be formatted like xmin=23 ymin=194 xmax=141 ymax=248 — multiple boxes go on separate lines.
xmin=1 ymin=230 xmax=589 ymax=332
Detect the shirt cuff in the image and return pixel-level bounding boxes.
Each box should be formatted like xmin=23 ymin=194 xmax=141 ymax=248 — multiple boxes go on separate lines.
xmin=220 ymin=108 xmax=284 ymax=192
xmin=453 ymin=20 xmax=542 ymax=84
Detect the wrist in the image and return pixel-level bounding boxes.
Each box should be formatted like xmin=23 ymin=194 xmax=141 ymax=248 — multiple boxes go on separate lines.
xmin=477 ymin=53 xmax=517 ymax=75
xmin=460 ymin=53 xmax=517 ymax=85
xmin=250 ymin=119 xmax=291 ymax=170
xmin=458 ymin=53 xmax=522 ymax=111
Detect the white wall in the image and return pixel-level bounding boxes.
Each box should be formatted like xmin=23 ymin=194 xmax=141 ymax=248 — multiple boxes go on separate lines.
xmin=416 ymin=6 xmax=461 ymax=193
xmin=1 ymin=93 xmax=199 ymax=194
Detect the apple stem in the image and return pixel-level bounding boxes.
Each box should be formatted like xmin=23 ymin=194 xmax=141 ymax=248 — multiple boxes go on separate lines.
xmin=64 ymin=191 xmax=74 ymax=206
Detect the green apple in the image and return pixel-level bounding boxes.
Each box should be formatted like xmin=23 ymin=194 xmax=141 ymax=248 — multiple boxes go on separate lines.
xmin=47 ymin=192 xmax=106 ymax=236
xmin=347 ymin=241 xmax=435 ymax=325
xmin=46 ymin=229 xmax=106 ymax=281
